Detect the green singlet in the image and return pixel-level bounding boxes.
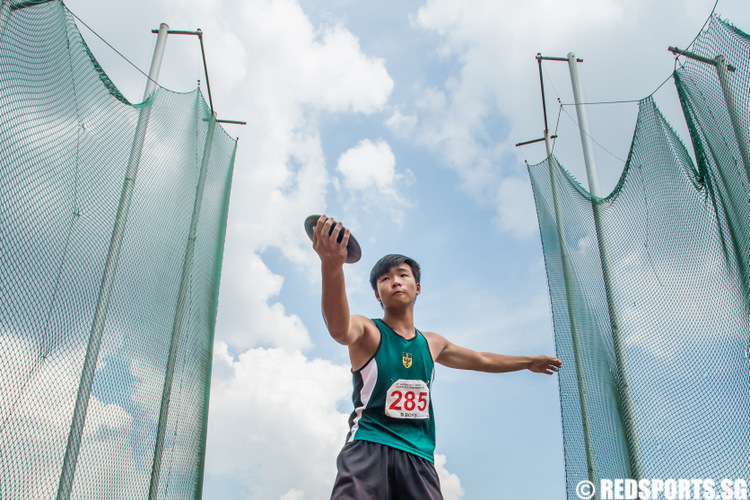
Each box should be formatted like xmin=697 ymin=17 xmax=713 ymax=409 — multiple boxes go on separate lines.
xmin=344 ymin=318 xmax=436 ymax=463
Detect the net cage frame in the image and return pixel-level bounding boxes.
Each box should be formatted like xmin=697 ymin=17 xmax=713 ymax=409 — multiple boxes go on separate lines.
xmin=528 ymin=14 xmax=750 ymax=500
xmin=0 ymin=0 xmax=237 ymax=498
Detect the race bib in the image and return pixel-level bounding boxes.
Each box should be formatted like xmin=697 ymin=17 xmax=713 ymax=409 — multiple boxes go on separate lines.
xmin=385 ymin=379 xmax=430 ymax=419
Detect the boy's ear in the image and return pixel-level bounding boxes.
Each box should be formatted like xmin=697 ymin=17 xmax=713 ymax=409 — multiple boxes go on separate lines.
xmin=374 ymin=290 xmax=381 ymax=302
xmin=416 ymin=283 xmax=421 ymax=296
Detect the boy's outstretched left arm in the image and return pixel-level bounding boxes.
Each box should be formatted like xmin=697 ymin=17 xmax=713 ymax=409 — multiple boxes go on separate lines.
xmin=425 ymin=332 xmax=561 ymax=375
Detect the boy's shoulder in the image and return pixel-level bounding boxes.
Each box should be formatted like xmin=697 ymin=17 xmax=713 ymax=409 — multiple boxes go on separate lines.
xmin=350 ymin=315 xmax=382 ymax=340
xmin=351 ymin=314 xmax=377 ymax=327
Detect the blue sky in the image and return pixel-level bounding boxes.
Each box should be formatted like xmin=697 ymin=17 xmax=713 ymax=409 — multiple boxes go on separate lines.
xmin=66 ymin=0 xmax=750 ymax=498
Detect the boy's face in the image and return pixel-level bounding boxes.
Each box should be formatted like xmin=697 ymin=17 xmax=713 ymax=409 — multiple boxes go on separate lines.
xmin=374 ymin=263 xmax=421 ymax=308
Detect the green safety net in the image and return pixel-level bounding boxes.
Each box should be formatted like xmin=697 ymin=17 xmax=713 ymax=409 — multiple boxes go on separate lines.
xmin=0 ymin=1 xmax=236 ymax=498
xmin=528 ymin=15 xmax=750 ymax=498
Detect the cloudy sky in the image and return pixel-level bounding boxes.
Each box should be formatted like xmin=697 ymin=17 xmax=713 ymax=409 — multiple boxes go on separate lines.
xmin=64 ymin=0 xmax=750 ymax=498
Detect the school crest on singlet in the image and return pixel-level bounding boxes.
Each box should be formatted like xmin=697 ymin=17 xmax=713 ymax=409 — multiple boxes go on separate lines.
xmin=402 ymin=352 xmax=412 ymax=368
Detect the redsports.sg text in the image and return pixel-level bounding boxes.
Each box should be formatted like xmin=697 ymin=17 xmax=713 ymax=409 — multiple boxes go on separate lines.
xmin=576 ymin=478 xmax=749 ymax=500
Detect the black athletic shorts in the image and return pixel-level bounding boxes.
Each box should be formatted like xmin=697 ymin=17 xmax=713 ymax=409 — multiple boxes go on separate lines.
xmin=330 ymin=440 xmax=443 ymax=500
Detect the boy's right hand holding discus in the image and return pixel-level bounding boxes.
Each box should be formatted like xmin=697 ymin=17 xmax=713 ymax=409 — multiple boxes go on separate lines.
xmin=312 ymin=215 xmax=350 ymax=268
xmin=306 ymin=213 xmax=361 ymax=264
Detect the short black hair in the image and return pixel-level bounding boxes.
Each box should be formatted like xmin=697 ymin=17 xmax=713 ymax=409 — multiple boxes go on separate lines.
xmin=369 ymin=254 xmax=421 ymax=291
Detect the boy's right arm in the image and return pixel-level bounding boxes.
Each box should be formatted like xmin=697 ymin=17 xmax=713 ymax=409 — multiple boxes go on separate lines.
xmin=313 ymin=215 xmax=367 ymax=346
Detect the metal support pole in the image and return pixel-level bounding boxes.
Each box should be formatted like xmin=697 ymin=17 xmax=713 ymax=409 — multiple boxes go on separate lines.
xmin=520 ymin=54 xmax=601 ymax=494
xmin=668 ymin=46 xmax=749 ymax=180
xmin=56 ymin=23 xmax=169 ymax=500
xmin=143 ymin=24 xmax=169 ymax=99
xmin=196 ymin=30 xmax=214 ymax=114
xmin=544 ymin=133 xmax=599 ymax=498
xmin=547 ymin=140 xmax=600 ymax=497
xmin=714 ymin=55 xmax=750 ymax=182
xmin=710 ymin=55 xmax=750 ymax=303
xmin=148 ymin=110 xmax=217 ymax=500
xmin=567 ymin=52 xmax=601 ymax=197
xmin=537 ymin=54 xmax=599 ymax=495
xmin=567 ymin=52 xmax=643 ymax=480
xmin=150 ymin=28 xmax=215 ymax=114
xmin=669 ymin=45 xmax=750 ymax=306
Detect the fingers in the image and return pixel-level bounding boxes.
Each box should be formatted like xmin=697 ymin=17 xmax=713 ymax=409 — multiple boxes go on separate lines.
xmin=340 ymin=228 xmax=350 ymax=247
xmin=316 ymin=216 xmax=346 ymax=242
xmin=315 ymin=215 xmax=334 ymax=241
xmin=313 ymin=215 xmax=349 ymax=255
xmin=533 ymin=355 xmax=561 ymax=375
xmin=332 ymin=221 xmax=344 ymax=242
xmin=313 ymin=215 xmax=331 ymax=246
xmin=312 ymin=215 xmax=325 ymax=246
xmin=546 ymin=357 xmax=561 ymax=375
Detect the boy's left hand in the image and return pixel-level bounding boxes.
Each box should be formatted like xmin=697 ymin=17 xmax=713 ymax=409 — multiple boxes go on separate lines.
xmin=529 ymin=355 xmax=562 ymax=375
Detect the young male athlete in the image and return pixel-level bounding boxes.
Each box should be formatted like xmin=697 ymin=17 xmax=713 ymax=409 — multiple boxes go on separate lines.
xmin=312 ymin=215 xmax=562 ymax=500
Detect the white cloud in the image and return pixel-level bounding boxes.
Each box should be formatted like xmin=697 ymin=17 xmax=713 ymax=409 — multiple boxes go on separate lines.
xmin=154 ymin=0 xmax=398 ymax=359
xmin=205 ymin=342 xmax=468 ymax=499
xmin=217 ymin=253 xmax=312 ymax=352
xmin=495 ymin=175 xmax=538 ymax=238
xmin=414 ymin=0 xmax=626 ymax=142
xmin=406 ymin=0 xmax=627 ymax=231
xmin=200 ymin=0 xmax=393 ymax=261
xmin=435 ymin=453 xmax=465 ymax=500
xmin=233 ymin=0 xmax=392 ymax=115
xmin=0 ymin=334 xmax=148 ymax=498
xmin=73 ymin=398 xmax=149 ymax=497
xmin=304 ymin=26 xmax=393 ymax=114
xmin=385 ymin=109 xmax=418 ymax=138
xmin=402 ymin=0 xmax=750 ymax=238
xmin=336 ymin=138 xmax=412 ymax=224
xmin=337 ymin=138 xmax=398 ymax=191
xmin=280 ymin=489 xmax=306 ymax=500
xmin=207 ymin=31 xmax=248 ymax=88
xmin=204 ymin=343 xmax=351 ymax=499
xmin=130 ymin=357 xmax=163 ymax=421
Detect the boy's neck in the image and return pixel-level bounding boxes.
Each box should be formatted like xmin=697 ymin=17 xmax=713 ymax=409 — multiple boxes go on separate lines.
xmin=382 ymin=308 xmax=416 ymax=339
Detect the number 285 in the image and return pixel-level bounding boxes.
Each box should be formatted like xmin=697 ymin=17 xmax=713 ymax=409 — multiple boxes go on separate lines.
xmin=388 ymin=390 xmax=428 ymax=412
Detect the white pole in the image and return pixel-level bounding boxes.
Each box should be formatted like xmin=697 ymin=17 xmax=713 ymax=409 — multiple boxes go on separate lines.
xmin=567 ymin=53 xmax=602 ymax=197
xmin=56 ymin=23 xmax=169 ymax=500
xmin=143 ymin=24 xmax=169 ymax=100
xmin=715 ymin=55 xmax=750 ymax=182
xmin=566 ymin=53 xmax=643 ymax=479
xmin=148 ymin=110 xmax=217 ymax=499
